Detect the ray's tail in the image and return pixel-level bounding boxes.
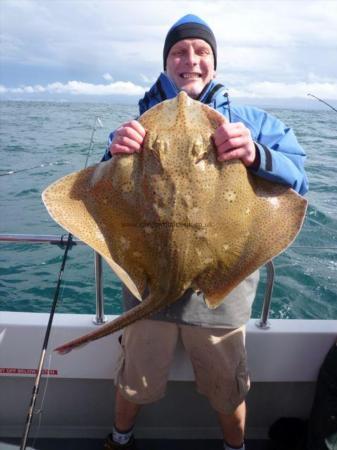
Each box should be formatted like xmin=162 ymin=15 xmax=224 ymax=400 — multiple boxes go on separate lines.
xmin=54 ymin=292 xmax=170 ymax=354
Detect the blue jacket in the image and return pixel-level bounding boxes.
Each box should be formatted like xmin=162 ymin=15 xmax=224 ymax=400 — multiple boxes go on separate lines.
xmin=103 ymin=72 xmax=308 ymax=195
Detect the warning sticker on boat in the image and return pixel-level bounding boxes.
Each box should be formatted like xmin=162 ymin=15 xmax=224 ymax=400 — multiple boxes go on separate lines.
xmin=0 ymin=368 xmax=58 ymax=375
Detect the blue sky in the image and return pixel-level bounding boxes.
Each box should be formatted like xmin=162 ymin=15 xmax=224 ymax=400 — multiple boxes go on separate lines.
xmin=1 ymin=0 xmax=337 ymax=104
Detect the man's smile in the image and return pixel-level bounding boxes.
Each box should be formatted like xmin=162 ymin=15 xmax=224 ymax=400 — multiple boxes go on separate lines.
xmin=180 ymin=72 xmax=202 ymax=79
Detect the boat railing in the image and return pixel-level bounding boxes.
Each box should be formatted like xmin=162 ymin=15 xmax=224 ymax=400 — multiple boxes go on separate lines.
xmin=0 ymin=233 xmax=274 ymax=329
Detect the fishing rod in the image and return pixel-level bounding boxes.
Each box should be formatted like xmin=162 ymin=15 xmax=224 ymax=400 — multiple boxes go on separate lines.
xmin=20 ymin=233 xmax=73 ymax=450
xmin=307 ymin=93 xmax=337 ymax=113
xmin=0 ymin=161 xmax=69 ymax=177
xmin=20 ymin=116 xmax=103 ymax=450
xmin=2 ymin=116 xmax=104 ymax=177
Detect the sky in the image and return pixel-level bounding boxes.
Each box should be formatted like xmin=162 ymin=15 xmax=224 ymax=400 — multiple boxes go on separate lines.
xmin=1 ymin=0 xmax=337 ymax=105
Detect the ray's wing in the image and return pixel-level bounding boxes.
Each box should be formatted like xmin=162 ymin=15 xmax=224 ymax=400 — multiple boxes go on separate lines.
xmin=42 ymin=160 xmax=148 ymax=301
xmin=194 ymin=172 xmax=307 ymax=309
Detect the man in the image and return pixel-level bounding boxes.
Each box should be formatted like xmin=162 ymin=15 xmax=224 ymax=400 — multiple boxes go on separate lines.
xmin=102 ymin=14 xmax=308 ymax=450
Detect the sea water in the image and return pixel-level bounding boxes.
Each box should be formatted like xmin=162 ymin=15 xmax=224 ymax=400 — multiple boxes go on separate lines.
xmin=0 ymin=100 xmax=336 ymax=320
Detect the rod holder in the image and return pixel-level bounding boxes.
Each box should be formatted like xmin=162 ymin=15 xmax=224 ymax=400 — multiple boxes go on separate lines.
xmin=93 ymin=252 xmax=107 ymax=325
xmin=255 ymin=261 xmax=275 ymax=329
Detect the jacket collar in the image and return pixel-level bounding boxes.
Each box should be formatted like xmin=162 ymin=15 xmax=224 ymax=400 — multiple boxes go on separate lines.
xmin=138 ymin=72 xmax=229 ymax=114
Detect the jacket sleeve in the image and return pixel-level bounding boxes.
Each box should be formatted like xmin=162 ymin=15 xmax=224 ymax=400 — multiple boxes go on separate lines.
xmin=237 ymin=107 xmax=309 ymax=195
xmin=101 ymin=131 xmax=115 ymax=162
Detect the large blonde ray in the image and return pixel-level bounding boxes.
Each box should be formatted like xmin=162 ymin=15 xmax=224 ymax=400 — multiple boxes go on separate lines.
xmin=42 ymin=92 xmax=307 ymax=354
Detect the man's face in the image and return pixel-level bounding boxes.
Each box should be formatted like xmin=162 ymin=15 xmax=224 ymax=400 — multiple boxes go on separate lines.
xmin=166 ymin=39 xmax=215 ymax=99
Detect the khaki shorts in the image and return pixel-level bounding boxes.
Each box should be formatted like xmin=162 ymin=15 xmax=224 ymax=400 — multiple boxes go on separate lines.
xmin=115 ymin=319 xmax=250 ymax=415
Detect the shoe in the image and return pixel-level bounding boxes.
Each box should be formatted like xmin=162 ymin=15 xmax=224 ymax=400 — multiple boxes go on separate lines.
xmin=104 ymin=433 xmax=137 ymax=449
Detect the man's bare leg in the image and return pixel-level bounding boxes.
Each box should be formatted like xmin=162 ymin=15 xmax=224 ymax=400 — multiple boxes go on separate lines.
xmin=114 ymin=387 xmax=142 ymax=431
xmin=217 ymin=401 xmax=246 ymax=448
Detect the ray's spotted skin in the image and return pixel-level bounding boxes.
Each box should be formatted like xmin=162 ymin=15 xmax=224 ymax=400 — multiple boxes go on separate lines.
xmin=42 ymin=92 xmax=307 ymax=354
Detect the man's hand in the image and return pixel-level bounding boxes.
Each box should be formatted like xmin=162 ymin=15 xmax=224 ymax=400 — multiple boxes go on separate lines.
xmin=213 ymin=122 xmax=256 ymax=167
xmin=109 ymin=120 xmax=146 ymax=155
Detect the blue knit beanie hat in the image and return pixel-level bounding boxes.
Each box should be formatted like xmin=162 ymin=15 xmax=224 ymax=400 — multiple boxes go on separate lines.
xmin=163 ymin=14 xmax=217 ymax=70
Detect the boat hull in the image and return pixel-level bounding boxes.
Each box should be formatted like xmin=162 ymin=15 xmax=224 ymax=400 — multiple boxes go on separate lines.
xmin=0 ymin=312 xmax=336 ymax=440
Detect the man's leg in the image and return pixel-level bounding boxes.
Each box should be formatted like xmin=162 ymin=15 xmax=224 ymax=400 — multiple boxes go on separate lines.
xmin=217 ymin=401 xmax=246 ymax=448
xmin=114 ymin=387 xmax=142 ymax=431
xmin=108 ymin=319 xmax=178 ymax=446
xmin=181 ymin=325 xmax=249 ymax=449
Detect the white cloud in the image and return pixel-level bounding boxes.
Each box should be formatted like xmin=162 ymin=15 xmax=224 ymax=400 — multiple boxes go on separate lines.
xmin=1 ymin=79 xmax=336 ymax=100
xmin=102 ymin=73 xmax=113 ymax=81
xmin=229 ymin=81 xmax=337 ymax=99
xmin=0 ymin=80 xmax=148 ymax=96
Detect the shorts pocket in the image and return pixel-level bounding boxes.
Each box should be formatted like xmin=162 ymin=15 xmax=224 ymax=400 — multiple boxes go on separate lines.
xmin=113 ymin=333 xmax=125 ymax=383
xmin=232 ymin=358 xmax=250 ymax=405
